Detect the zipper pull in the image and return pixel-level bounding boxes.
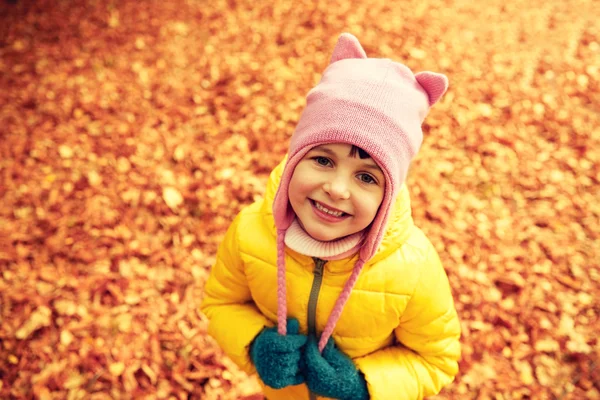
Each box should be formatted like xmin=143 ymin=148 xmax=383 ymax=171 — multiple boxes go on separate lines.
xmin=313 ymin=257 xmax=325 ymax=277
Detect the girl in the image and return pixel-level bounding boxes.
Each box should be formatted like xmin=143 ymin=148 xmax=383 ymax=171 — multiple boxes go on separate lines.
xmin=201 ymin=33 xmax=461 ymax=400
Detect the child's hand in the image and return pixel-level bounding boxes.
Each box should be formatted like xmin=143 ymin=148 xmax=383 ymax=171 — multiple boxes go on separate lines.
xmin=250 ymin=318 xmax=307 ymax=389
xmin=304 ymin=336 xmax=369 ymax=400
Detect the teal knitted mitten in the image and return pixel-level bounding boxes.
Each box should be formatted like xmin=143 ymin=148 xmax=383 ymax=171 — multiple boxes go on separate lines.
xmin=250 ymin=318 xmax=307 ymax=389
xmin=304 ymin=336 xmax=369 ymax=400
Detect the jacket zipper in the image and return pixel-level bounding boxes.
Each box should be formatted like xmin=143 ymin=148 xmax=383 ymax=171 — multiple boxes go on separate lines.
xmin=307 ymin=257 xmax=326 ymax=400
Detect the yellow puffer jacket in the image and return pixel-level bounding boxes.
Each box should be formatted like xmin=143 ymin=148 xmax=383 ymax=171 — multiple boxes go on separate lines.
xmin=201 ymin=159 xmax=461 ymax=400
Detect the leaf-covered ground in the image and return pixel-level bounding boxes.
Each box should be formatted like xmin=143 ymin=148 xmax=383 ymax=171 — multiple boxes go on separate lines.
xmin=1 ymin=0 xmax=599 ymax=399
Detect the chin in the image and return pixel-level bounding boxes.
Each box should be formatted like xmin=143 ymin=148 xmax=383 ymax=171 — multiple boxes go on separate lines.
xmin=310 ymin=233 xmax=337 ymax=242
xmin=305 ymin=227 xmax=341 ymax=242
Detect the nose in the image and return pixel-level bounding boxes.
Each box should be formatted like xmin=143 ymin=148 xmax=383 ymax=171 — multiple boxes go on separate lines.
xmin=323 ymin=174 xmax=350 ymax=200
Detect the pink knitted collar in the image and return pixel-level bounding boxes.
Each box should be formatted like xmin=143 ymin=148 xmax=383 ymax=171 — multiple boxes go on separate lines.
xmin=284 ymin=219 xmax=364 ymax=261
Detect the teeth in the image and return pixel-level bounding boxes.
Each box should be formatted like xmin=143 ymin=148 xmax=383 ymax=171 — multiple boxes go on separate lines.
xmin=314 ymin=201 xmax=344 ymax=217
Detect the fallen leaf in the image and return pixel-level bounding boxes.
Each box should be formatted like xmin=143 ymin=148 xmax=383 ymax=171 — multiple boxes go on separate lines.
xmin=163 ymin=187 xmax=184 ymax=211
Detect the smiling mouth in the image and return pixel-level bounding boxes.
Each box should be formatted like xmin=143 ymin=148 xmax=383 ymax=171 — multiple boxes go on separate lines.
xmin=311 ymin=200 xmax=348 ymax=217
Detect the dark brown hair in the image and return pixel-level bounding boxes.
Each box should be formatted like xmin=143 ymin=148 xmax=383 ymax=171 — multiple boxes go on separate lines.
xmin=349 ymin=145 xmax=371 ymax=159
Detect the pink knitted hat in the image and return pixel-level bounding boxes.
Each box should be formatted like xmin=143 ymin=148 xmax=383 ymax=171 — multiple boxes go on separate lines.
xmin=273 ymin=33 xmax=448 ymax=350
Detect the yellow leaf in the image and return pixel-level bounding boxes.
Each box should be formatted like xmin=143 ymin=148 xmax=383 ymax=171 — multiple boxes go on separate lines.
xmin=141 ymin=364 xmax=157 ymax=384
xmin=409 ymin=48 xmax=426 ymax=60
xmin=38 ymin=387 xmax=51 ymax=400
xmin=173 ymin=145 xmax=185 ymax=161
xmin=135 ymin=37 xmax=146 ymax=50
xmin=15 ymin=306 xmax=52 ymax=339
xmin=124 ymin=293 xmax=141 ymax=305
xmin=109 ymin=362 xmax=125 ymax=377
xmin=59 ymin=145 xmax=74 ymax=159
xmin=117 ymin=157 xmax=131 ymax=173
xmin=54 ymin=299 xmax=77 ymax=316
xmin=156 ymin=379 xmax=172 ymax=399
xmin=172 ymin=22 xmax=189 ymax=35
xmin=115 ymin=313 xmax=132 ymax=333
xmin=163 ymin=187 xmax=183 ymax=211
xmin=60 ymin=330 xmax=75 ymax=346
xmin=87 ymin=170 xmax=102 ymax=186
xmin=108 ymin=11 xmax=119 ymax=28
xmin=516 ymin=360 xmax=534 ymax=385
xmin=64 ymin=373 xmax=85 ymax=389
xmin=534 ymin=339 xmax=560 ymax=353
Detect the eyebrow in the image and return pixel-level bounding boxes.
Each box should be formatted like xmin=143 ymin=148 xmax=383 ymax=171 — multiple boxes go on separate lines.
xmin=311 ymin=146 xmax=382 ymax=174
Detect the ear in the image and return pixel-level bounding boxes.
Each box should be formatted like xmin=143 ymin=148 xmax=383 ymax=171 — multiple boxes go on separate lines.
xmin=415 ymin=71 xmax=449 ymax=106
xmin=330 ymin=33 xmax=368 ymax=64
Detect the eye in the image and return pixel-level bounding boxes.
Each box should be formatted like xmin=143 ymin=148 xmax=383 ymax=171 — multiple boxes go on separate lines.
xmin=313 ymin=156 xmax=332 ymax=167
xmin=357 ymin=173 xmax=377 ymax=184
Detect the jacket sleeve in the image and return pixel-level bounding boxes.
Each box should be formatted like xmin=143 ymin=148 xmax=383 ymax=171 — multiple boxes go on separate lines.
xmin=200 ymin=211 xmax=271 ymax=374
xmin=354 ymin=247 xmax=461 ymax=400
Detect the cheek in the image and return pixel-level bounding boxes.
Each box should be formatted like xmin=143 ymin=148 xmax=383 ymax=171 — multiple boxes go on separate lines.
xmin=361 ymin=194 xmax=384 ymax=219
xmin=288 ymin=174 xmax=308 ymax=205
xmin=289 ymin=167 xmax=314 ymax=194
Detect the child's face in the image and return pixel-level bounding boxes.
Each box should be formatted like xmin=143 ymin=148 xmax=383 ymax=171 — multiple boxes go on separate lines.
xmin=288 ymin=143 xmax=385 ymax=242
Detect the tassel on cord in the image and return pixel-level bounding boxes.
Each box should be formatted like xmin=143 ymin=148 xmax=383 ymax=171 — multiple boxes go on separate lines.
xmin=276 ymin=230 xmax=288 ymax=335
xmin=318 ymin=259 xmax=365 ymax=352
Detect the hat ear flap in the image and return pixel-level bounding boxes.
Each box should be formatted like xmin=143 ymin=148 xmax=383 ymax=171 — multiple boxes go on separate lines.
xmin=415 ymin=71 xmax=449 ymax=106
xmin=330 ymin=33 xmax=368 ymax=64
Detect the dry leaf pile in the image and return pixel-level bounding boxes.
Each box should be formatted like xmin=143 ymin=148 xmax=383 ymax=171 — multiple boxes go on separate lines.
xmin=0 ymin=0 xmax=599 ymax=399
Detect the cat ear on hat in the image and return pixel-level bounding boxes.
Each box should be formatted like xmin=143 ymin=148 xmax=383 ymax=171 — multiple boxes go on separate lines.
xmin=415 ymin=71 xmax=449 ymax=106
xmin=330 ymin=33 xmax=368 ymax=64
